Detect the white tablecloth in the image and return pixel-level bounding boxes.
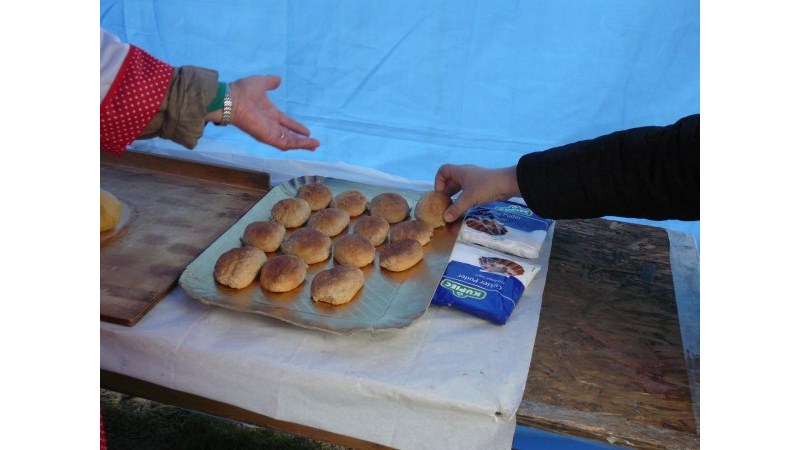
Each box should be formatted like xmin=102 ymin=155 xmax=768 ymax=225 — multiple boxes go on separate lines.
xmin=101 ymin=152 xmax=553 ymax=450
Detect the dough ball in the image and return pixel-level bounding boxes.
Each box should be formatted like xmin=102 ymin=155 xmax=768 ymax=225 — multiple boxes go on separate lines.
xmin=271 ymin=198 xmax=311 ymax=228
xmin=100 ymin=188 xmax=123 ymax=232
xmin=379 ymin=239 xmax=424 ymax=272
xmin=241 ymin=221 xmax=286 ymax=252
xmin=280 ymin=227 xmax=332 ymax=264
xmin=368 ymin=192 xmax=409 ymax=224
xmin=259 ymin=254 xmax=308 ymax=293
xmin=389 ymin=220 xmax=433 ymax=246
xmin=214 ymin=246 xmax=268 ymax=289
xmin=307 ymin=208 xmax=350 ymax=237
xmin=353 ymin=215 xmax=390 ymax=246
xmin=414 ymin=190 xmax=453 ymax=229
xmin=330 ymin=190 xmax=367 ymax=217
xmin=333 ymin=234 xmax=376 ymax=268
xmin=296 ymin=183 xmax=332 ymax=211
xmin=311 ymin=265 xmax=365 ymax=305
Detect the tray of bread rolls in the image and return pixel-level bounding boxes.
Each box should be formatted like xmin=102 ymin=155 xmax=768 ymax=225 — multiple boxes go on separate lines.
xmin=179 ymin=176 xmax=459 ymax=334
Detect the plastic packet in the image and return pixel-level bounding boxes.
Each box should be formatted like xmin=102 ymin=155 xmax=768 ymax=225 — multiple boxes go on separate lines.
xmin=432 ymin=200 xmax=553 ymax=324
xmin=431 ymin=241 xmax=541 ymax=325
xmin=459 ymin=200 xmax=552 ymax=259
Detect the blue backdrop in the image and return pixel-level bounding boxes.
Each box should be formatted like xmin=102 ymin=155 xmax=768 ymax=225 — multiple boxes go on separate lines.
xmin=100 ymin=0 xmax=699 ymax=247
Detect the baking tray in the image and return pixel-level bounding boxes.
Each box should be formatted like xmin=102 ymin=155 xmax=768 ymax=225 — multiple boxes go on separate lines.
xmin=179 ymin=176 xmax=459 ymax=334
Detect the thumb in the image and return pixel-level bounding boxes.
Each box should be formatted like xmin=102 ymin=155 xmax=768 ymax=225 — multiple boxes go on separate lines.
xmin=443 ymin=195 xmax=472 ymax=223
xmin=260 ymin=75 xmax=282 ymax=91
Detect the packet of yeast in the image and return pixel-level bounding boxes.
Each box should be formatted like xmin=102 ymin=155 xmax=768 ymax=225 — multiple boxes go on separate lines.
xmin=459 ymin=200 xmax=553 ymax=259
xmin=431 ymin=243 xmax=540 ymax=325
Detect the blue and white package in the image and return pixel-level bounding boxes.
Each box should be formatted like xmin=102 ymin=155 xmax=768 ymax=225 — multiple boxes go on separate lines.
xmin=432 ymin=243 xmax=540 ymax=325
xmin=460 ymin=200 xmax=553 ymax=259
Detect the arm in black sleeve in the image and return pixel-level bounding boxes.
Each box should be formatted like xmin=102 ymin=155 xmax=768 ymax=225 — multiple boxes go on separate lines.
xmin=516 ymin=114 xmax=699 ymax=221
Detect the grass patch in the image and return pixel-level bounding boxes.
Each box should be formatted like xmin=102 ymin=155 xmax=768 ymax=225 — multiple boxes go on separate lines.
xmin=100 ymin=389 xmax=349 ymax=450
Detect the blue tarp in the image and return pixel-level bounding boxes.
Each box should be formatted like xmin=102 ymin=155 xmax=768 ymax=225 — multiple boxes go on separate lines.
xmin=100 ymin=0 xmax=699 ymax=246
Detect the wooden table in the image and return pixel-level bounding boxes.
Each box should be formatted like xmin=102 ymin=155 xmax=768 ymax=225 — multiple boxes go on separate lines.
xmin=101 ymin=153 xmax=699 ymax=448
xmin=518 ymin=219 xmax=699 ymax=449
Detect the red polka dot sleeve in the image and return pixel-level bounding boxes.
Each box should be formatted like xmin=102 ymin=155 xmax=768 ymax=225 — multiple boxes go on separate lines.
xmin=100 ymin=46 xmax=174 ymax=155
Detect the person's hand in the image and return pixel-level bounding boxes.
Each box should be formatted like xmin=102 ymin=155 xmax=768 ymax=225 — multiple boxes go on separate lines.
xmin=434 ymin=164 xmax=521 ymax=223
xmin=208 ymin=75 xmax=320 ymax=151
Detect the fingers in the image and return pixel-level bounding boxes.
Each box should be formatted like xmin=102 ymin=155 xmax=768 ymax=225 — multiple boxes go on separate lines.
xmin=436 ymin=164 xmax=468 ymax=223
xmin=279 ymin=113 xmax=312 ymax=137
xmin=289 ymin=135 xmax=320 ymax=151
xmin=435 ymin=164 xmax=464 ymax=196
xmin=268 ymin=129 xmax=320 ymax=151
xmin=434 ymin=165 xmax=451 ymax=193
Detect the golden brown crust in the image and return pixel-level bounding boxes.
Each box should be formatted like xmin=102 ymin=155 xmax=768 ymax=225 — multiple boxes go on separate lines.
xmin=296 ymin=183 xmax=332 ymax=211
xmin=214 ymin=246 xmax=268 ymax=289
xmin=353 ymin=215 xmax=390 ymax=246
xmin=241 ymin=221 xmax=286 ymax=252
xmin=307 ymin=208 xmax=350 ymax=237
xmin=280 ymin=227 xmax=332 ymax=264
xmin=100 ymin=189 xmax=123 ymax=232
xmin=389 ymin=220 xmax=433 ymax=246
xmin=368 ymin=192 xmax=410 ymax=224
xmin=413 ymin=190 xmax=452 ymax=229
xmin=379 ymin=239 xmax=424 ymax=272
xmin=271 ymin=198 xmax=311 ymax=228
xmin=311 ymin=265 xmax=365 ymax=305
xmin=333 ymin=234 xmax=376 ymax=268
xmin=330 ymin=190 xmax=367 ymax=217
xmin=259 ymin=254 xmax=308 ymax=293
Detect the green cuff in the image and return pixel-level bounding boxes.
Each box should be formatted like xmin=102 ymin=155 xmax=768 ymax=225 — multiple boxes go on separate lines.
xmin=206 ymin=82 xmax=227 ymax=112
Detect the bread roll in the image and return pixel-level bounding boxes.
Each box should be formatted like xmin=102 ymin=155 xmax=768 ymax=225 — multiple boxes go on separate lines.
xmin=379 ymin=239 xmax=423 ymax=272
xmin=353 ymin=215 xmax=390 ymax=246
xmin=307 ymin=208 xmax=350 ymax=237
xmin=271 ymin=198 xmax=311 ymax=228
xmin=296 ymin=183 xmax=332 ymax=211
xmin=330 ymin=190 xmax=367 ymax=217
xmin=100 ymin=189 xmax=123 ymax=232
xmin=414 ymin=190 xmax=452 ymax=228
xmin=280 ymin=227 xmax=332 ymax=264
xmin=259 ymin=254 xmax=307 ymax=292
xmin=311 ymin=265 xmax=365 ymax=305
xmin=389 ymin=220 xmax=433 ymax=246
xmin=368 ymin=192 xmax=409 ymax=224
xmin=214 ymin=246 xmax=268 ymax=289
xmin=241 ymin=221 xmax=286 ymax=252
xmin=334 ymin=234 xmax=376 ymax=268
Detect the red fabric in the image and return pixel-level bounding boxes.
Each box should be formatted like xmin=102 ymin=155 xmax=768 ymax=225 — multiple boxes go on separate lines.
xmin=100 ymin=410 xmax=107 ymax=450
xmin=100 ymin=45 xmax=173 ymax=155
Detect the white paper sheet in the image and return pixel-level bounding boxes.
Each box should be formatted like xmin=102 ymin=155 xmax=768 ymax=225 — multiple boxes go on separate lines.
xmin=100 ymin=160 xmax=554 ymax=449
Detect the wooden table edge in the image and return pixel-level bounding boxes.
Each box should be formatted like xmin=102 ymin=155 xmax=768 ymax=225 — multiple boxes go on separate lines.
xmin=101 ymin=370 xmax=392 ymax=450
xmin=516 ymin=399 xmax=699 ymax=449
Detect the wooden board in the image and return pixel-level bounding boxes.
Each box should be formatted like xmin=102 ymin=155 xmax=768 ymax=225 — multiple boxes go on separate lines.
xmin=100 ymin=151 xmax=270 ymax=326
xmin=518 ymin=219 xmax=699 ymax=449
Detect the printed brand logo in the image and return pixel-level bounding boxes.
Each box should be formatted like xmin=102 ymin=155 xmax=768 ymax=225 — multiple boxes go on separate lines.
xmin=497 ymin=204 xmax=532 ymax=217
xmin=440 ymin=279 xmax=486 ymax=300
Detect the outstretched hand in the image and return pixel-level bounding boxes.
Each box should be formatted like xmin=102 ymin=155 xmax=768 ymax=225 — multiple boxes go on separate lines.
xmin=434 ymin=164 xmax=521 ymax=223
xmin=212 ymin=75 xmax=320 ymax=151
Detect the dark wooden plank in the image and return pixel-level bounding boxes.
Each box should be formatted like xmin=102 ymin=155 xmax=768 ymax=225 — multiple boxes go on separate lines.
xmin=519 ymin=219 xmax=698 ymax=449
xmin=100 ymin=151 xmax=270 ymax=326
xmin=100 ymin=150 xmax=271 ymax=190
